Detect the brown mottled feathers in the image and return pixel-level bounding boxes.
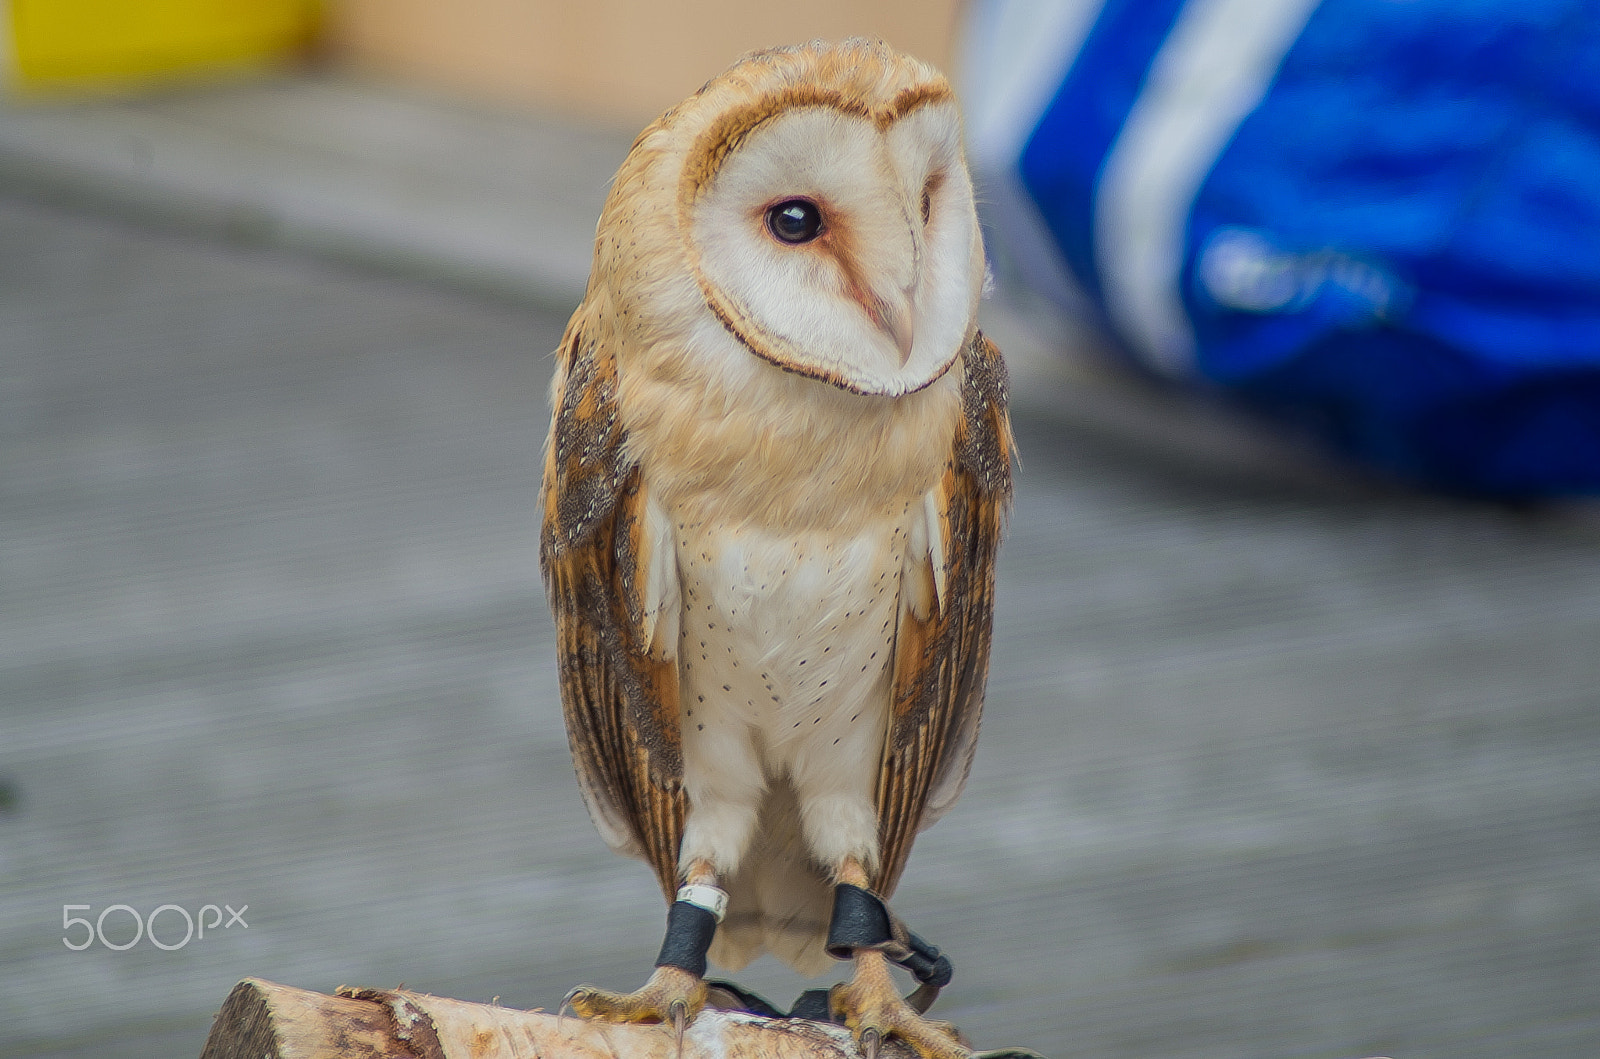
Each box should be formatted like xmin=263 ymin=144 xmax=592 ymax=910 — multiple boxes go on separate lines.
xmin=874 ymin=331 xmax=1012 ymax=895
xmin=543 ymin=312 xmax=1011 ymax=902
xmin=541 ymin=304 xmax=685 ymax=899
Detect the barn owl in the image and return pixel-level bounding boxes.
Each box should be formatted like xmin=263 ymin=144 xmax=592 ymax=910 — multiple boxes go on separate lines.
xmin=540 ymin=39 xmax=1013 ymax=1059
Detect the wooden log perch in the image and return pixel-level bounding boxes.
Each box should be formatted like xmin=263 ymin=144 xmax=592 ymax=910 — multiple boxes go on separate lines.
xmin=200 ymin=978 xmax=917 ymax=1059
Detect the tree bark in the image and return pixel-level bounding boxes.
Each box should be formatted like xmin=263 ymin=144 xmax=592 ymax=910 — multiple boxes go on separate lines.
xmin=200 ymin=978 xmax=912 ymax=1059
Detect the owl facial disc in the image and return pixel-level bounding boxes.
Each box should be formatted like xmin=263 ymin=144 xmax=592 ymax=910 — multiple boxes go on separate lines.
xmin=681 ymin=91 xmax=985 ymax=398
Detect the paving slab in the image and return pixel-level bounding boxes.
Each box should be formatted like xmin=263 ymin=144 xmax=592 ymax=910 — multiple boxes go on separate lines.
xmin=0 ymin=75 xmax=629 ymax=309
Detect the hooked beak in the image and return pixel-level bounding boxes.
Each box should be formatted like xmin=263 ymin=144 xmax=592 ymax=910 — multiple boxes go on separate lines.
xmin=863 ymin=289 xmax=916 ymax=366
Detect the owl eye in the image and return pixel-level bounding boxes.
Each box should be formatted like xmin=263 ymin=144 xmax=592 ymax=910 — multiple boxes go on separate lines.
xmin=766 ymin=199 xmax=824 ymax=244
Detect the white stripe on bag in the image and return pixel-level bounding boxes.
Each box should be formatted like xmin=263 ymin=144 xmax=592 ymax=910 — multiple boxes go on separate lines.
xmin=1093 ymin=0 xmax=1322 ymax=376
xmin=961 ymin=0 xmax=1109 ymax=316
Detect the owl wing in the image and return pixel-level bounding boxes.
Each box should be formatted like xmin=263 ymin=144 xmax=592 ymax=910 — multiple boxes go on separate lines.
xmin=540 ymin=301 xmax=686 ymax=900
xmin=874 ymin=330 xmax=1013 ymax=896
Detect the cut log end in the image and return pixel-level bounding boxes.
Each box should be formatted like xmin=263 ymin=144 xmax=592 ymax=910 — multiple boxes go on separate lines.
xmin=201 ymin=978 xmax=917 ymax=1059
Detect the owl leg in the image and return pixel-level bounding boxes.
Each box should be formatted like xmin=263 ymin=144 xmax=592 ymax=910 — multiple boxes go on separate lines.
xmin=563 ymin=860 xmax=724 ymax=1038
xmin=568 ymin=720 xmax=762 ymax=1029
xmin=826 ymin=858 xmax=971 ymax=1059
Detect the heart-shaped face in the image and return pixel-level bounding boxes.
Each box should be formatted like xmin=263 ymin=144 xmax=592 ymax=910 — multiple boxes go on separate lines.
xmin=671 ymin=53 xmax=985 ymax=397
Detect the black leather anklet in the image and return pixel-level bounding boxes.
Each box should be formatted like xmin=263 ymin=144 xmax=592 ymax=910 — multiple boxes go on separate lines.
xmin=824 ymin=883 xmax=954 ymax=1009
xmin=899 ymin=929 xmax=954 ymax=989
xmin=654 ymin=900 xmax=718 ymax=977
xmin=825 ymin=883 xmax=895 ymax=958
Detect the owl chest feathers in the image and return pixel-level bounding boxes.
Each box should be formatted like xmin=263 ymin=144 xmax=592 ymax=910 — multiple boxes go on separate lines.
xmin=616 ymin=333 xmax=963 ymax=755
xmin=618 ymin=321 xmax=964 ymax=531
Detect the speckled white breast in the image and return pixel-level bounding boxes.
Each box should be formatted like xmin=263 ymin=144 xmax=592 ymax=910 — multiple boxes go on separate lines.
xmin=674 ymin=507 xmax=913 ymax=777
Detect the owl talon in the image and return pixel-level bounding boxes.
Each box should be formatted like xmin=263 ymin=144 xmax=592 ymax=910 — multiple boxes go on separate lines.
xmin=670 ymin=998 xmax=688 ymax=1059
xmin=562 ymin=966 xmax=707 ymax=1028
xmin=833 ymin=951 xmax=971 ymax=1059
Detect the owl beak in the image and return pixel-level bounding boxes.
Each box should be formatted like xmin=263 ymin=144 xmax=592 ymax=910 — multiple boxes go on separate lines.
xmin=864 ymin=290 xmax=916 ymax=367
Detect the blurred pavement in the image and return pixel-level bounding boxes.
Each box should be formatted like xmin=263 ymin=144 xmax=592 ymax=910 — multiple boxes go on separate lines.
xmin=2 ymin=75 xmax=1599 ymax=1059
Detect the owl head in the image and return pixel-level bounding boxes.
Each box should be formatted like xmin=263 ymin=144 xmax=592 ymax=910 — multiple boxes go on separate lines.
xmin=595 ymin=39 xmax=985 ymax=399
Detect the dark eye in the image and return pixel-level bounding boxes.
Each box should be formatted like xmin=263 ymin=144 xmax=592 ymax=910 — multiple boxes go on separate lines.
xmin=766 ymin=199 xmax=824 ymax=244
xmin=921 ymin=173 xmax=944 ymax=226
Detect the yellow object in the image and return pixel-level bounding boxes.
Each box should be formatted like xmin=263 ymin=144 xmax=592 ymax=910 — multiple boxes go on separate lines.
xmin=8 ymin=0 xmax=321 ymax=90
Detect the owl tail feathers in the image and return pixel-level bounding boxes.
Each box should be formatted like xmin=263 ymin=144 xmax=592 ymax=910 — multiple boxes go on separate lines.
xmin=705 ymin=781 xmax=836 ymax=978
xmin=708 ymin=894 xmax=834 ymax=978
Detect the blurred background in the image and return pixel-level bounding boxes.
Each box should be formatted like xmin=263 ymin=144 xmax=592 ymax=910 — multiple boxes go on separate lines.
xmin=2 ymin=2 xmax=1599 ymax=1058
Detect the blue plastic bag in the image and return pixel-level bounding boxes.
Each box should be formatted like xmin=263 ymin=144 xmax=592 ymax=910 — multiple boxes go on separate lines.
xmin=963 ymin=0 xmax=1600 ymax=494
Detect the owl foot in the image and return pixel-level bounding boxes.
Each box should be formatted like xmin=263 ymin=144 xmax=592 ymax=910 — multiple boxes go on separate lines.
xmin=830 ymin=950 xmax=969 ymax=1059
xmin=565 ymin=883 xmax=725 ymax=1052
xmin=822 ymin=881 xmax=1044 ymax=1059
xmin=563 ymin=964 xmax=708 ymax=1027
